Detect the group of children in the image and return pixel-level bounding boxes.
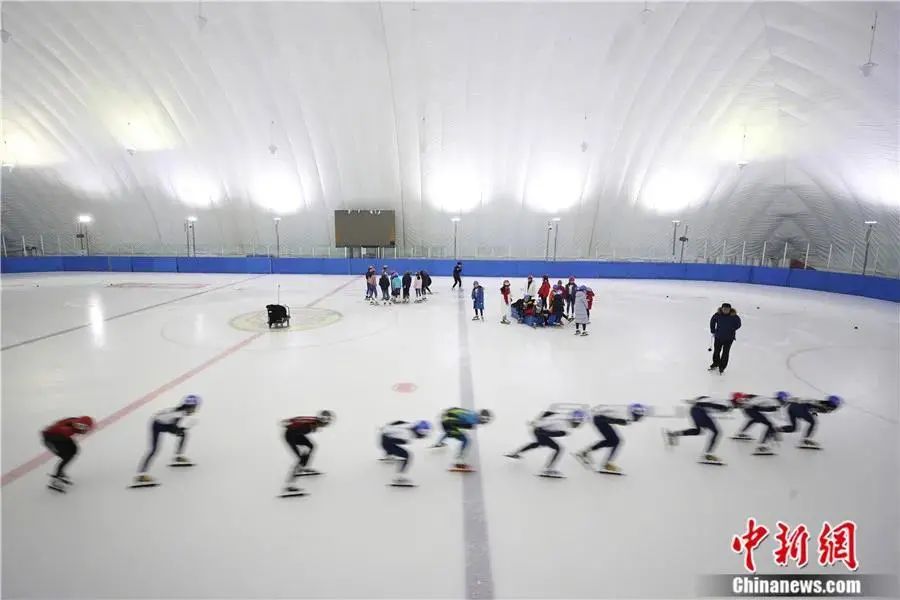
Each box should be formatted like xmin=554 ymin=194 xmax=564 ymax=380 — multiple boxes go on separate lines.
xmin=40 ymin=389 xmax=839 ymax=495
xmin=365 ymin=265 xmax=433 ymax=305
xmin=504 ymin=276 xmax=594 ymax=334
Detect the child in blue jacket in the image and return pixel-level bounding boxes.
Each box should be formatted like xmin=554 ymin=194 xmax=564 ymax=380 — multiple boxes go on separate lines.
xmin=471 ymin=281 xmax=485 ymax=321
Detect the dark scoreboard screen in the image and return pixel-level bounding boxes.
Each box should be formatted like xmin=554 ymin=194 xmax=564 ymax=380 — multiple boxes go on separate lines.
xmin=334 ymin=210 xmax=396 ymax=247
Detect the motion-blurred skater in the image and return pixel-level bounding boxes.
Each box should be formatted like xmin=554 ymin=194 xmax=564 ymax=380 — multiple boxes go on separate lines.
xmin=575 ymin=403 xmax=645 ymax=474
xmin=134 ymin=395 xmax=200 ymax=486
xmin=778 ymin=395 xmax=841 ymax=449
xmin=664 ymin=395 xmax=741 ymax=465
xmin=731 ymin=392 xmax=783 ymax=455
xmin=500 ymin=280 xmax=512 ymax=324
xmin=42 ymin=416 xmax=94 ymax=492
xmin=380 ymin=419 xmax=432 ymax=486
xmin=280 ymin=410 xmax=334 ymax=495
xmin=452 ymin=261 xmax=463 ymax=290
xmin=505 ymin=404 xmax=587 ymax=477
xmin=431 ymin=407 xmax=493 ymax=471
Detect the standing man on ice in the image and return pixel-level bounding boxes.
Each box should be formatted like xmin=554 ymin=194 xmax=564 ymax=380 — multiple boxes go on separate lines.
xmin=709 ymin=302 xmax=741 ymax=374
xmin=452 ymin=261 xmax=463 ymax=291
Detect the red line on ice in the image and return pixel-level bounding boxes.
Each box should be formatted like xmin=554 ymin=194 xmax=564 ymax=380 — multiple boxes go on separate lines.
xmin=0 ymin=331 xmax=263 ymax=487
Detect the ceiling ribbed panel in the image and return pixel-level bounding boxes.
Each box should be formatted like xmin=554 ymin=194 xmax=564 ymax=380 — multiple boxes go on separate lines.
xmin=1 ymin=1 xmax=897 ymax=268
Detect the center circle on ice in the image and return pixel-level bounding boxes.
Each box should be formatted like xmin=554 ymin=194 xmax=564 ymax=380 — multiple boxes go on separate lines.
xmin=392 ymin=382 xmax=417 ymax=393
xmin=229 ymin=308 xmax=342 ymax=332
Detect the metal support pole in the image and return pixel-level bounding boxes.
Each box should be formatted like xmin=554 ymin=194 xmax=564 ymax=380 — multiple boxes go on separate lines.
xmin=721 ymin=240 xmax=727 ymax=264
xmin=1 ymin=235 xmax=7 ymax=257
xmin=671 ymin=221 xmax=680 ymax=259
xmin=275 ymin=220 xmax=281 ymax=258
xmin=873 ymin=245 xmax=880 ymax=274
xmin=21 ymin=235 xmax=26 ymax=256
xmin=454 ymin=221 xmax=458 ymax=259
xmin=782 ymin=242 xmax=788 ymax=268
xmin=185 ymin=222 xmax=191 ymax=257
xmin=740 ymin=240 xmax=746 ymax=264
xmin=761 ymin=241 xmax=767 ymax=266
xmin=803 ymin=242 xmax=810 ymax=269
xmin=703 ymin=239 xmax=708 ymax=262
xmin=191 ymin=224 xmax=196 ymax=257
xmin=850 ymin=245 xmax=856 ymax=271
xmin=57 ymin=233 xmax=61 ymax=255
xmin=826 ymin=244 xmax=833 ymax=269
xmin=552 ymin=221 xmax=559 ymax=261
xmin=40 ymin=234 xmax=45 ymax=256
xmin=544 ymin=222 xmax=552 ymax=261
xmin=679 ymin=225 xmax=688 ymax=263
xmin=85 ymin=226 xmax=90 ymax=256
xmin=862 ymin=222 xmax=876 ymax=276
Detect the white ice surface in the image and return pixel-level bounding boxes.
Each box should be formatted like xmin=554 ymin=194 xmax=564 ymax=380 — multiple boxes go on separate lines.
xmin=1 ymin=273 xmax=898 ymax=598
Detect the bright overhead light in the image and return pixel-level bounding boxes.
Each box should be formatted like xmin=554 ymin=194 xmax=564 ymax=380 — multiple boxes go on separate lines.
xmin=427 ymin=167 xmax=482 ymax=213
xmin=186 ymin=216 xmax=198 ymax=222
xmin=864 ymin=220 xmax=878 ymax=225
xmin=551 ymin=217 xmax=561 ymax=222
xmin=524 ymin=167 xmax=581 ymax=213
xmin=273 ymin=217 xmax=282 ymax=222
xmin=640 ymin=168 xmax=710 ymax=214
xmin=77 ymin=214 xmax=93 ymax=224
xmin=450 ymin=217 xmax=461 ymax=223
xmin=251 ymin=170 xmax=303 ymax=214
xmin=672 ymin=220 xmax=681 ymax=224
xmin=736 ymin=160 xmax=749 ymax=169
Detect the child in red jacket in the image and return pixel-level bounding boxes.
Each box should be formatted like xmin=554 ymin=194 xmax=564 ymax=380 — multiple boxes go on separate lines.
xmin=538 ymin=276 xmax=551 ymax=309
xmin=42 ymin=416 xmax=94 ymax=491
xmin=500 ymin=280 xmax=512 ymax=324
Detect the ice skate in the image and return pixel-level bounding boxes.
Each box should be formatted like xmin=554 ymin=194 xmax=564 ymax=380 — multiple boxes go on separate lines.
xmin=753 ymin=445 xmax=775 ymax=456
xmin=580 ymin=331 xmax=589 ymax=336
xmin=430 ymin=441 xmax=447 ymax=449
xmin=378 ymin=455 xmax=401 ymax=462
xmin=472 ymin=315 xmax=480 ymax=321
xmin=708 ymin=364 xmax=718 ymax=371
xmin=129 ymin=473 xmax=160 ymax=488
xmin=798 ymin=438 xmax=822 ymax=450
xmin=48 ymin=478 xmax=67 ymax=493
xmin=50 ymin=474 xmax=73 ymax=485
xmin=663 ymin=429 xmax=679 ymax=447
xmin=573 ymin=450 xmax=593 ymax=469
xmin=449 ymin=463 xmax=475 ymax=473
xmin=389 ymin=475 xmax=417 ymax=488
xmin=501 ymin=317 xmax=510 ymax=324
xmin=294 ymin=467 xmax=322 ymax=477
xmin=730 ymin=433 xmax=753 ymax=441
xmin=169 ymin=455 xmax=194 ymax=467
xmin=279 ymin=485 xmax=308 ymax=498
xmin=504 ymin=452 xmax=522 ymax=459
xmin=574 ymin=330 xmax=581 ymax=336
xmin=538 ymin=468 xmax=565 ymax=479
xmin=599 ymin=462 xmax=624 ymax=476
xmin=699 ymin=453 xmax=725 ymax=465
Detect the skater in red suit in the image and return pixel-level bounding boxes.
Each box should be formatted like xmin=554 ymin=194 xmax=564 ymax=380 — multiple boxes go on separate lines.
xmin=280 ymin=410 xmax=334 ymax=494
xmin=42 ymin=416 xmax=94 ymax=490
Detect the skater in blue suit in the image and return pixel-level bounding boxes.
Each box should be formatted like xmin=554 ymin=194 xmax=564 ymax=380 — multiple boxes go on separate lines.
xmin=471 ymin=281 xmax=485 ymax=321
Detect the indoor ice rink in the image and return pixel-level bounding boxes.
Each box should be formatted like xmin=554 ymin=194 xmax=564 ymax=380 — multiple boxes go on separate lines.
xmin=2 ymin=1 xmax=899 ymax=599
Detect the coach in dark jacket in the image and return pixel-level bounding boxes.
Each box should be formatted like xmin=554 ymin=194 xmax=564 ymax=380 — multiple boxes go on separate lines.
xmin=709 ymin=303 xmax=741 ymax=374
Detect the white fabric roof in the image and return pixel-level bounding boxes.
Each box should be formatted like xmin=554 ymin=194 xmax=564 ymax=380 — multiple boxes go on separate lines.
xmin=1 ymin=1 xmax=898 ymax=266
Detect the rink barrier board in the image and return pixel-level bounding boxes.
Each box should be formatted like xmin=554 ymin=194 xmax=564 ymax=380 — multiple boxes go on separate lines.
xmin=2 ymin=256 xmax=898 ymax=302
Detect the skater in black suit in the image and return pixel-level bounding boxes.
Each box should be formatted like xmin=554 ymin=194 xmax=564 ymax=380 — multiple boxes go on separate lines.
xmin=709 ymin=303 xmax=741 ymax=374
xmin=452 ymin=262 xmax=463 ymax=290
xmin=778 ymin=395 xmax=841 ymax=449
xmin=665 ymin=396 xmax=740 ymax=463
